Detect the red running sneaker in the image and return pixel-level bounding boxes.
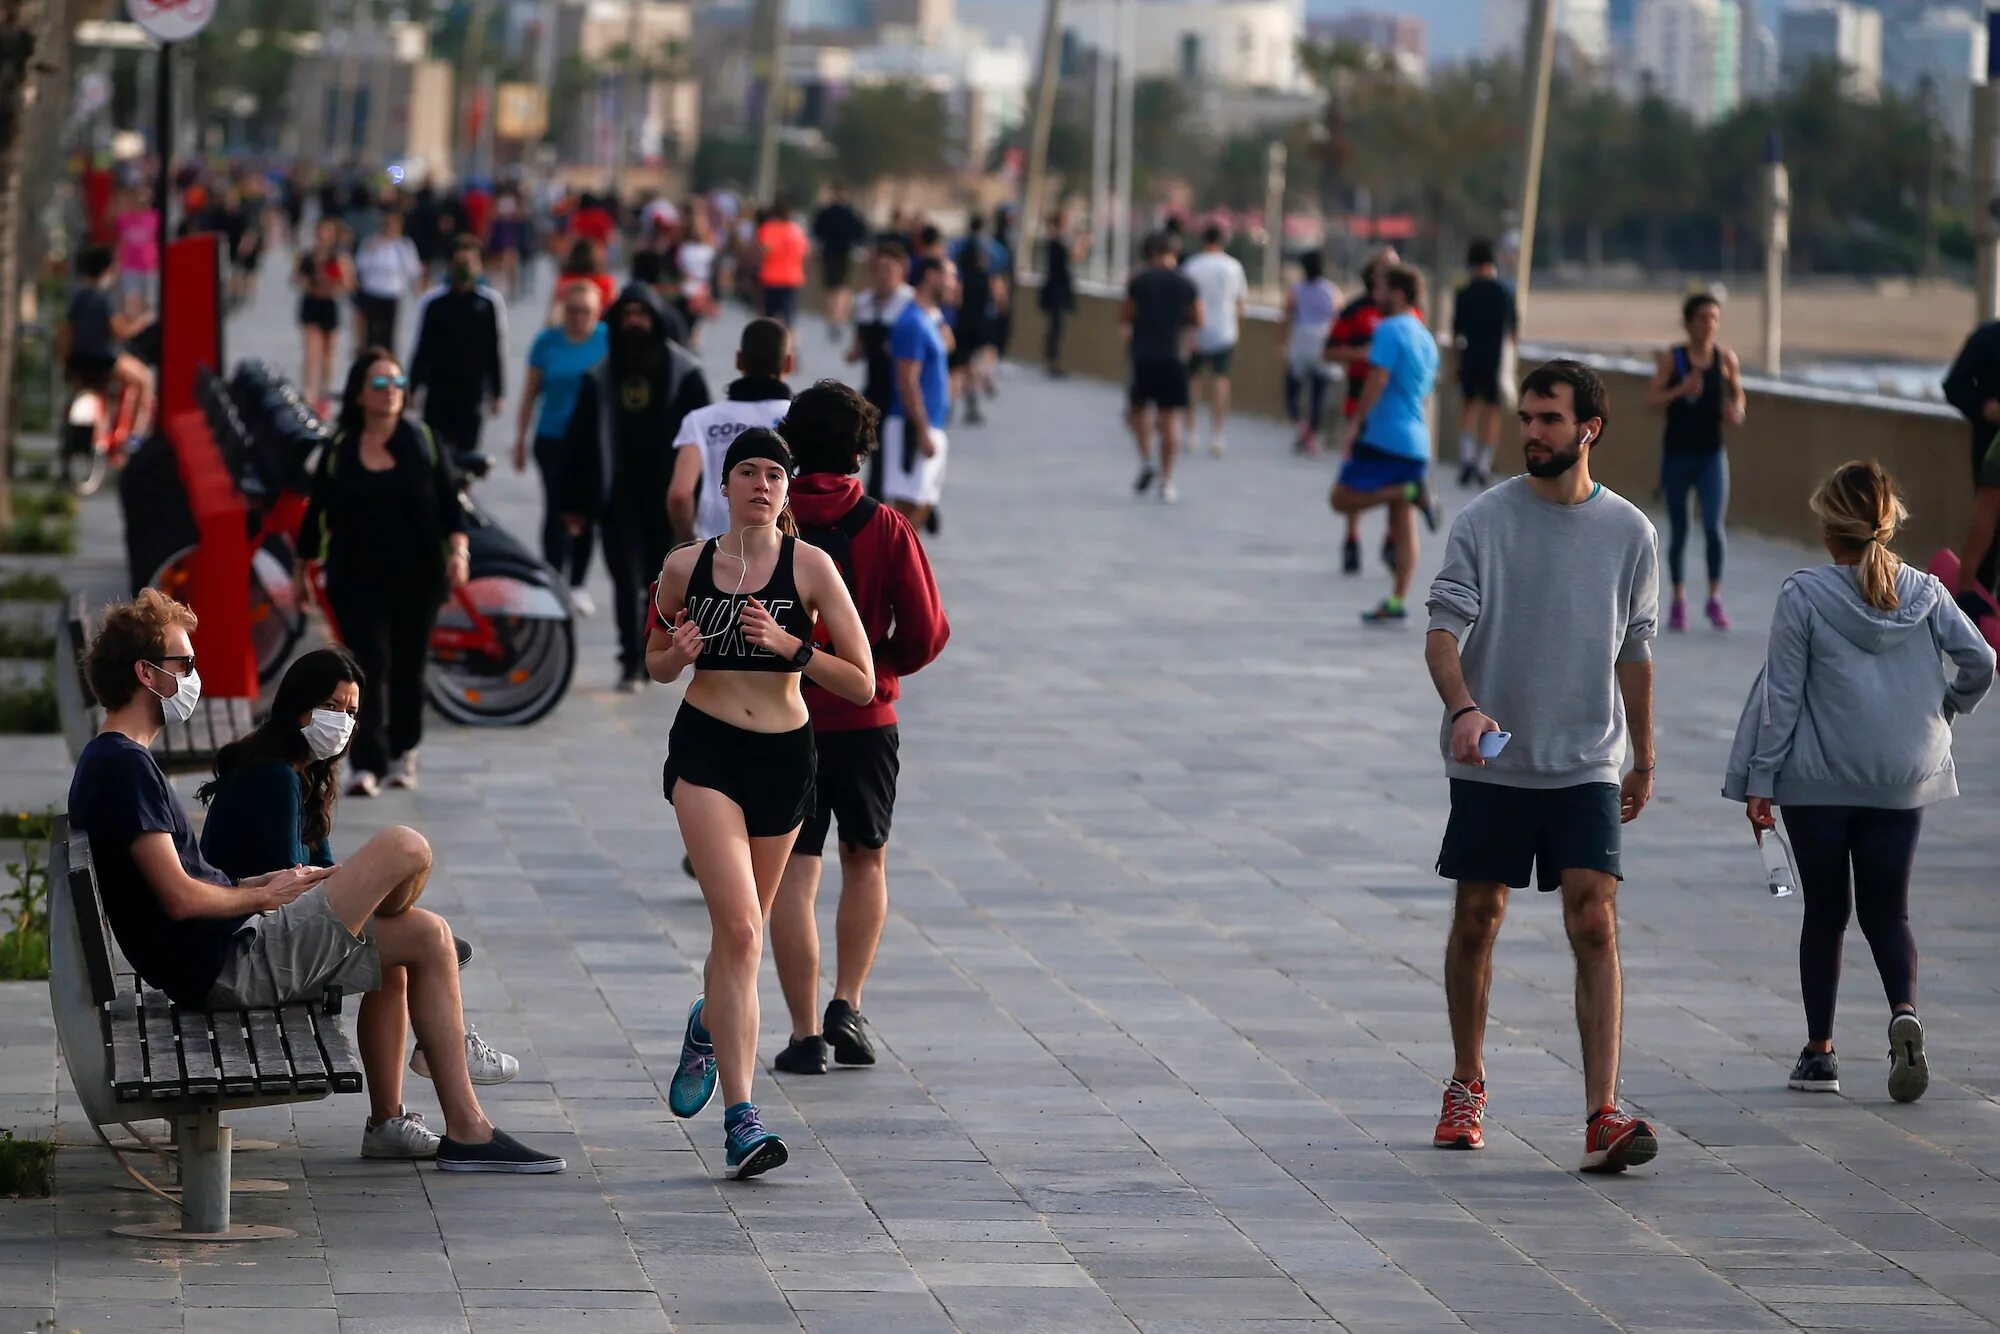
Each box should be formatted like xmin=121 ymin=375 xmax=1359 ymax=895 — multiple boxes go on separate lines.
xmin=1433 ymin=1078 xmax=1487 ymax=1150
xmin=1580 ymin=1105 xmax=1659 ymax=1173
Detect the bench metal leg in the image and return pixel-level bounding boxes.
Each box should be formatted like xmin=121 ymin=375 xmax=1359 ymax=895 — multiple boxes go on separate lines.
xmin=110 ymin=1118 xmax=288 ymax=1196
xmin=110 ymin=1110 xmax=295 ymax=1241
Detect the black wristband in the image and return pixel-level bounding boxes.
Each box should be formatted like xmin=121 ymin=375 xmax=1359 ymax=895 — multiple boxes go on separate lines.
xmin=1450 ymin=705 xmax=1482 ymax=723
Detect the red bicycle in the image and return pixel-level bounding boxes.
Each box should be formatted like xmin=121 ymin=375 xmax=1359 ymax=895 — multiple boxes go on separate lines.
xmin=61 ymin=377 xmax=141 ymax=497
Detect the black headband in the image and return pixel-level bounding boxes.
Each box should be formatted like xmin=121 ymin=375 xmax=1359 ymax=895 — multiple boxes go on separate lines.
xmin=722 ymin=428 xmax=794 ymax=478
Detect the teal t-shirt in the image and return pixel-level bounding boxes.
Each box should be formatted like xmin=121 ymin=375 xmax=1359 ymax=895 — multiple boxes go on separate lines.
xmin=528 ymin=324 xmax=609 ymax=439
xmin=1359 ymin=311 xmax=1440 ymax=462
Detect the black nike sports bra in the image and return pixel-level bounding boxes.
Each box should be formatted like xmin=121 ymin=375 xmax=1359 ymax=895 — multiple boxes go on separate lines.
xmin=677 ymin=535 xmax=816 ymax=674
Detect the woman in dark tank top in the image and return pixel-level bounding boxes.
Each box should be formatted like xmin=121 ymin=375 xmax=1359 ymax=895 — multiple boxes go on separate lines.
xmin=1645 ymin=292 xmax=1746 ymax=632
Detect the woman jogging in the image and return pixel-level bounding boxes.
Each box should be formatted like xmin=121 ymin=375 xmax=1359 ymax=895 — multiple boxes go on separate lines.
xmin=297 ymin=348 xmax=469 ymax=797
xmin=648 ymin=428 xmax=874 ymax=1179
xmin=198 ymin=648 xmax=526 ymax=1161
xmin=1646 ymin=292 xmax=1746 ymax=631
xmin=515 ymin=282 xmax=608 ymax=614
xmin=1723 ymin=461 xmax=1993 ymax=1103
xmin=295 ymin=217 xmax=353 ymax=409
xmin=1280 ymin=251 xmax=1339 ymax=455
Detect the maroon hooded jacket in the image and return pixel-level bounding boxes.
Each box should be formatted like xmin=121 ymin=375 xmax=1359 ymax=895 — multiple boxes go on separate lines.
xmin=790 ymin=473 xmax=950 ymax=731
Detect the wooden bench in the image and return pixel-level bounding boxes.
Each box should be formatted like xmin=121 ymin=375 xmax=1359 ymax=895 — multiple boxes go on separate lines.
xmin=47 ymin=819 xmax=363 ymax=1240
xmin=57 ymin=592 xmax=256 ymax=775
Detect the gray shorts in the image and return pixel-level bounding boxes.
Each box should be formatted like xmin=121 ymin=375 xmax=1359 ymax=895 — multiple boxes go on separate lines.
xmin=205 ymin=886 xmax=382 ymax=1009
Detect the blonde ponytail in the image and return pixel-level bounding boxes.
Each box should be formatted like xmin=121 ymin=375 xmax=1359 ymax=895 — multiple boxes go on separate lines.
xmin=1809 ymin=460 xmax=1908 ymax=611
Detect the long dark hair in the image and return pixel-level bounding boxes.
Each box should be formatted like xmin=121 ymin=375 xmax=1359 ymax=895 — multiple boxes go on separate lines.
xmin=198 ymin=647 xmax=365 ymax=848
xmin=334 ymin=346 xmax=404 ymax=443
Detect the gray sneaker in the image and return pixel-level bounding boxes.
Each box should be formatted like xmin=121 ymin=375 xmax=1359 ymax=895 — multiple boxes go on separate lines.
xmin=362 ymin=1108 xmax=440 ymax=1159
xmin=1787 ymin=1047 xmax=1840 ymax=1093
xmin=1887 ymin=1013 xmax=1929 ymax=1103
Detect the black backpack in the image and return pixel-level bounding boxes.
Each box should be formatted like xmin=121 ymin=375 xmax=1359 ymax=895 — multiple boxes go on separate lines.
xmin=798 ymin=495 xmax=881 ymax=607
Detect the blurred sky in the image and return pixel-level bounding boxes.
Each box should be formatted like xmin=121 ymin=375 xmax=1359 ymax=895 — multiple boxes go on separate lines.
xmin=953 ymin=0 xmax=1486 ymax=67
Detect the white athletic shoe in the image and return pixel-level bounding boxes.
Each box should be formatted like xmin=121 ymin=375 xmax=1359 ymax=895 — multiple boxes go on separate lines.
xmin=347 ymin=771 xmax=380 ymax=798
xmin=361 ymin=1108 xmax=440 ymax=1159
xmin=1209 ymin=436 xmax=1226 ymax=458
xmin=411 ymin=1027 xmax=520 ymax=1085
xmin=386 ymin=750 xmax=419 ymax=790
xmin=1160 ymin=482 xmax=1179 ymax=505
xmin=571 ymin=589 xmax=596 ymax=618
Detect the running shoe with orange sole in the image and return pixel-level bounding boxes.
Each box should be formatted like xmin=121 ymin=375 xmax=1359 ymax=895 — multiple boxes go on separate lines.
xmin=1433 ymin=1077 xmax=1487 ymax=1150
xmin=1579 ymin=1105 xmax=1659 ymax=1173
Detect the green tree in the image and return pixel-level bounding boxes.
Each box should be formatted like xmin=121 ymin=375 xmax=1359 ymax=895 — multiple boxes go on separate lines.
xmin=827 ymin=82 xmax=950 ymax=185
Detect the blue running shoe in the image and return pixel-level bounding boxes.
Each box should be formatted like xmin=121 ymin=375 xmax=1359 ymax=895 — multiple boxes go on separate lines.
xmin=723 ymin=1105 xmax=788 ymax=1180
xmin=668 ymin=997 xmax=717 ymax=1119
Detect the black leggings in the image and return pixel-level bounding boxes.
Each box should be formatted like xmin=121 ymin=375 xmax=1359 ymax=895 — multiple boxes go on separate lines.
xmin=532 ymin=434 xmax=592 ymax=587
xmin=1782 ymin=804 xmax=1923 ymax=1043
xmin=1043 ymin=305 xmax=1069 ymax=369
xmin=329 ymin=577 xmax=436 ymax=776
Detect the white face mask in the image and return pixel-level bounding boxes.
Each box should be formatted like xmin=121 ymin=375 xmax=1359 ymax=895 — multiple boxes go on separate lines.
xmin=302 ymin=708 xmax=355 ymax=761
xmin=148 ymin=666 xmax=201 ymax=724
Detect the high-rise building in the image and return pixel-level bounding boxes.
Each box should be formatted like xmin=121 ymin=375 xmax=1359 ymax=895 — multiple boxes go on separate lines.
xmin=1885 ymin=8 xmax=1986 ymax=142
xmin=1306 ymin=10 xmax=1428 ymax=79
xmin=1779 ymin=0 xmax=1883 ymax=99
xmin=1483 ymin=0 xmax=1613 ymax=66
xmin=1741 ymin=13 xmax=1779 ymax=97
xmin=1062 ymin=0 xmax=1306 ymax=91
xmin=1632 ymin=0 xmax=1741 ymax=120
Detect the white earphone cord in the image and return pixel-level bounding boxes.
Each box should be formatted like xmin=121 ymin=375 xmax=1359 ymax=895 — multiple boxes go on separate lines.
xmin=653 ymin=537 xmax=752 ymax=642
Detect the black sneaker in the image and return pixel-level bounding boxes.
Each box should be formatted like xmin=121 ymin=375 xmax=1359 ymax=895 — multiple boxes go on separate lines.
xmin=454 ymin=936 xmax=474 ymax=971
xmin=1380 ymin=534 xmax=1397 ymax=569
xmin=1458 ymin=462 xmax=1478 ymax=488
xmin=773 ymin=1035 xmax=829 ymax=1075
xmin=1412 ymin=480 xmax=1442 ymax=533
xmin=681 ymin=853 xmax=695 ymax=879
xmin=1341 ymin=538 xmax=1361 ymax=575
xmin=1133 ymin=464 xmax=1156 ymax=496
xmin=823 ymin=999 xmax=876 ymax=1066
xmin=1787 ymin=1047 xmax=1840 ymax=1093
xmin=1887 ymin=1012 xmax=1928 ymax=1103
xmin=436 ymin=1128 xmax=566 ymax=1174
xmin=925 ymin=508 xmax=941 ymax=536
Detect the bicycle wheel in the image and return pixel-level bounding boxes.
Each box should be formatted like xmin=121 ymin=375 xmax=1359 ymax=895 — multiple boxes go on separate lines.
xmin=149 ymin=541 xmax=306 ymax=684
xmin=63 ymin=423 xmax=106 ymax=497
xmin=426 ymin=575 xmax=575 ymax=727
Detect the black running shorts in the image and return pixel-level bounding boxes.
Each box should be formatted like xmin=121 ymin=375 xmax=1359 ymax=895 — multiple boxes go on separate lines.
xmin=1437 ymin=778 xmax=1622 ymax=892
xmin=794 ymin=725 xmax=900 ymax=858
xmin=1187 ymin=345 xmax=1236 ymax=376
xmin=1458 ymin=362 xmax=1503 ymax=405
xmin=1129 ymin=357 xmax=1190 ymax=411
xmin=663 ymin=703 xmax=816 ymax=838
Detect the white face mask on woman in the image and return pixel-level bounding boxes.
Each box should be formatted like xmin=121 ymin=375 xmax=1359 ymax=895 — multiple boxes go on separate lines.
xmin=302 ymin=708 xmax=355 ymax=760
xmin=149 ymin=666 xmax=202 ymax=724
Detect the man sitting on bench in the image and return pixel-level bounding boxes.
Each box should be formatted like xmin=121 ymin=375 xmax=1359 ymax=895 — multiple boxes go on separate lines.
xmin=65 ymin=590 xmax=563 ymax=1174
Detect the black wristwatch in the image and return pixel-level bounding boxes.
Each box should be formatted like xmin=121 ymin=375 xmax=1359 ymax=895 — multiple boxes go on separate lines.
xmin=788 ymin=640 xmax=815 ymax=668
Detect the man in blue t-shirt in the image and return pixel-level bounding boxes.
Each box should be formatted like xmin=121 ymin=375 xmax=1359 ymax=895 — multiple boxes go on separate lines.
xmin=1332 ymin=263 xmax=1441 ymax=625
xmin=883 ymin=255 xmax=954 ymax=529
xmin=65 ymin=590 xmax=565 ymax=1173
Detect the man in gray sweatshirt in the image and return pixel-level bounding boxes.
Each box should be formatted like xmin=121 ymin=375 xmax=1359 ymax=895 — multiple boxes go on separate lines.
xmin=1422 ymin=359 xmax=1664 ymax=1175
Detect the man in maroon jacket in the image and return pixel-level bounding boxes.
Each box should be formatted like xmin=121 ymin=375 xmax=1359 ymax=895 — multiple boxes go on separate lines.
xmin=769 ymin=380 xmax=951 ymax=1074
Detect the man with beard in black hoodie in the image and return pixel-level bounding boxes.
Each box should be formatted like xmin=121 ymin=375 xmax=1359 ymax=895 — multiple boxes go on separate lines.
xmin=559 ymin=285 xmax=711 ymax=691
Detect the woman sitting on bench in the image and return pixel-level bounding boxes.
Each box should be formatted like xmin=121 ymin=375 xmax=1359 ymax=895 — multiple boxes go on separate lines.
xmin=66 ymin=590 xmax=562 ymax=1174
xmin=198 ymin=646 xmax=524 ymax=1162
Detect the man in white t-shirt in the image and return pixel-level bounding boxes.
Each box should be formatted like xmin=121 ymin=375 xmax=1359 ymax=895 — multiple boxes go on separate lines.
xmin=1179 ymin=224 xmax=1249 ymax=457
xmin=668 ymin=318 xmax=795 ymax=542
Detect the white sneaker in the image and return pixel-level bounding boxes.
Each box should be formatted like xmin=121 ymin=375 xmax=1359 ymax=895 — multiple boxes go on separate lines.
xmin=1161 ymin=482 xmax=1179 ymax=505
xmin=1209 ymin=436 xmax=1226 ymax=458
xmin=386 ymin=751 xmax=418 ymax=790
xmin=571 ymin=589 xmax=596 ymax=618
xmin=347 ymin=771 xmax=380 ymax=798
xmin=361 ymin=1108 xmax=440 ymax=1159
xmin=411 ymin=1027 xmax=520 ymax=1085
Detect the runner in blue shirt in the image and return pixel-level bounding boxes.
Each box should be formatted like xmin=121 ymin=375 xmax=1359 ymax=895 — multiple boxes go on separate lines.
xmin=882 ymin=256 xmax=954 ymax=531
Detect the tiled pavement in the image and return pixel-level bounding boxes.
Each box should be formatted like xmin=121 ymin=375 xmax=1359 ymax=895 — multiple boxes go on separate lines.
xmin=2 ymin=267 xmax=1998 ymax=1332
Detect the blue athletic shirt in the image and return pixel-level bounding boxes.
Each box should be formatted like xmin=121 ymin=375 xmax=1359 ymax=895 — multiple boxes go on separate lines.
xmin=1359 ymin=311 xmax=1440 ymax=461
xmin=527 ymin=323 xmax=609 ymax=439
xmin=888 ymin=301 xmax=950 ymax=425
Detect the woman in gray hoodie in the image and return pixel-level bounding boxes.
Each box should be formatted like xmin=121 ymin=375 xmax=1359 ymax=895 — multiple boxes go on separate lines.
xmin=1724 ymin=462 xmax=1994 ymax=1103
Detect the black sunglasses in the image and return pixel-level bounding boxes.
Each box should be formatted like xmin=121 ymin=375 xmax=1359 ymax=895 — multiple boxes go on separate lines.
xmin=149 ymin=654 xmax=196 ymax=675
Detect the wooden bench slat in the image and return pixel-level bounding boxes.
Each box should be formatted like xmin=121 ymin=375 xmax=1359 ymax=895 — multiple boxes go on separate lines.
xmin=107 ymin=995 xmax=148 ymax=1101
xmin=310 ymin=1007 xmax=365 ymax=1093
xmin=211 ymin=1011 xmax=259 ymax=1097
xmin=138 ymin=990 xmax=186 ymax=1098
xmin=244 ymin=1008 xmax=295 ymax=1094
xmin=278 ymin=1005 xmax=330 ymax=1093
xmin=173 ymin=1009 xmax=222 ymax=1097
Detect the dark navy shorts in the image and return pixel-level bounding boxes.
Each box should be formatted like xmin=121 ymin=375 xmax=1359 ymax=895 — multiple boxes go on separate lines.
xmin=1338 ymin=443 xmax=1429 ymax=494
xmin=1438 ymin=778 xmax=1622 ymax=892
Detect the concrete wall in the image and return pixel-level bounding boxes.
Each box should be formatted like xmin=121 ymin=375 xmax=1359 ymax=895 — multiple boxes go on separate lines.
xmin=1006 ymin=281 xmax=1974 ymax=562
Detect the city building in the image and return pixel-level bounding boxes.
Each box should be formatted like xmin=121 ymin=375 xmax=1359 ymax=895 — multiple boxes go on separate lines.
xmin=290 ymin=21 xmax=455 ymax=175
xmin=1779 ymin=0 xmax=1883 ymax=99
xmin=1741 ymin=14 xmax=1780 ymax=97
xmin=549 ymin=1 xmax=699 ymax=177
xmin=1062 ymin=0 xmax=1307 ymax=92
xmin=1306 ymin=10 xmax=1428 ymax=80
xmin=1483 ymin=0 xmax=1613 ymax=66
xmin=1885 ymin=8 xmax=1986 ymax=142
xmin=1631 ymin=0 xmax=1741 ymax=121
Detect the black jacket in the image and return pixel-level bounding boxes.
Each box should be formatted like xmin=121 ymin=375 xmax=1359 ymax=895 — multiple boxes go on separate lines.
xmin=1944 ymin=320 xmax=2000 ymax=481
xmin=558 ymin=284 xmax=709 ymax=519
xmin=409 ymin=282 xmax=506 ymax=405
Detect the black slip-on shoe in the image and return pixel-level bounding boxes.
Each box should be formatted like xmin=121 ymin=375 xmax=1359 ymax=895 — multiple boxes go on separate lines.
xmin=436 ymin=1128 xmax=566 ymax=1174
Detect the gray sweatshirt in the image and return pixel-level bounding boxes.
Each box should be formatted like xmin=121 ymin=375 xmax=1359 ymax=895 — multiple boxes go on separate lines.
xmin=1721 ymin=563 xmax=1995 ymax=809
xmin=1426 ymin=478 xmax=1659 ymax=789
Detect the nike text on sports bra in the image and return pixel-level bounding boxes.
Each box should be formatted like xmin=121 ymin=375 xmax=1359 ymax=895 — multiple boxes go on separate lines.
xmin=683 ymin=535 xmax=817 ymax=674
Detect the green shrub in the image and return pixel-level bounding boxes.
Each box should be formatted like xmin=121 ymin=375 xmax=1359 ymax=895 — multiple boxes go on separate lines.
xmin=0 ymin=571 xmax=64 ymax=601
xmin=0 ymin=845 xmax=48 ymax=983
xmin=0 ymin=1130 xmax=56 ymax=1197
xmin=0 ymin=622 xmax=55 ymax=659
xmin=0 ymin=675 xmax=58 ymax=733
xmin=1 ymin=808 xmax=56 ymax=842
xmin=0 ymin=517 xmax=75 ymax=555
xmin=10 ymin=490 xmax=77 ymax=522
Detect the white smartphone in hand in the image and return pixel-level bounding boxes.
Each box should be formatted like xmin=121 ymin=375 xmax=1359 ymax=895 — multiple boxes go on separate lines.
xmin=1478 ymin=730 xmax=1512 ymax=760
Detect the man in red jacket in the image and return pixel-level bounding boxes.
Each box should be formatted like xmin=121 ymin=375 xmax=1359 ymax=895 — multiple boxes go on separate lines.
xmin=769 ymin=380 xmax=950 ymax=1074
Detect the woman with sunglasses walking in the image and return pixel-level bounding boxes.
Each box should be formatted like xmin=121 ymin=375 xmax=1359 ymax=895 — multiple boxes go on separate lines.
xmin=647 ymin=427 xmax=874 ymax=1179
xmin=297 ymin=347 xmax=470 ymax=796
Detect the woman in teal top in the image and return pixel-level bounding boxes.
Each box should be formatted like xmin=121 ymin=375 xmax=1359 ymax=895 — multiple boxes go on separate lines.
xmin=199 ymin=648 xmax=519 ymax=1160
xmin=513 ymin=281 xmax=609 ymax=608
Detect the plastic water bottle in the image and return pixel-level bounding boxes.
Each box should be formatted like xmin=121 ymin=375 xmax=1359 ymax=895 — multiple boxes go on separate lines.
xmin=1757 ymin=828 xmax=1796 ymax=898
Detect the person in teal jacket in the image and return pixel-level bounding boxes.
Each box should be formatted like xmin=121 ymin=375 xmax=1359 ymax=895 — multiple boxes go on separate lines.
xmin=199 ymin=648 xmax=525 ymax=1162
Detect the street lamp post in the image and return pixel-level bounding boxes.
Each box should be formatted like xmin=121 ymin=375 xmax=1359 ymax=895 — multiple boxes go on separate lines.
xmin=1509 ymin=0 xmax=1557 ymax=321
xmin=1263 ymin=141 xmax=1287 ymax=299
xmin=1760 ymin=132 xmax=1789 ymax=376
xmin=1973 ymin=10 xmax=2000 ymax=323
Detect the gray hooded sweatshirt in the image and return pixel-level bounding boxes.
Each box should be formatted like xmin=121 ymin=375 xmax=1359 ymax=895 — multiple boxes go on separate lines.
xmin=1721 ymin=562 xmax=1995 ymax=809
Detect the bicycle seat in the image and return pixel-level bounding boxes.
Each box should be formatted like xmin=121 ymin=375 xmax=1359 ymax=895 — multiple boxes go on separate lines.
xmin=455 ymin=451 xmax=493 ymax=481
